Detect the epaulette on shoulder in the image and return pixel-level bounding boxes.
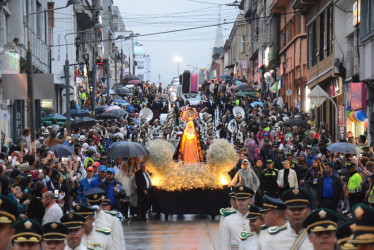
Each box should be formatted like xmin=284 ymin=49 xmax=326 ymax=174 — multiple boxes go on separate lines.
xmin=220 ymin=207 xmax=230 ymax=215
xmin=96 ymin=227 xmax=111 ymax=235
xmin=223 ymin=210 xmax=236 ymax=217
xmin=104 ymin=210 xmax=118 ymax=216
xmin=260 ymin=225 xmax=268 ymax=231
xmin=239 ymin=231 xmax=254 ymax=240
xmin=268 ymin=224 xmax=287 ymax=234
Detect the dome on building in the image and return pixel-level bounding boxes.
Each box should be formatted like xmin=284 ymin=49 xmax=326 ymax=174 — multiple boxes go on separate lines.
xmin=134 ymin=42 xmax=146 ymax=56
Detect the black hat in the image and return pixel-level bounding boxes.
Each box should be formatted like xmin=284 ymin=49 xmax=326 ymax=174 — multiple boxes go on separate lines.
xmin=281 ymin=188 xmax=311 ymax=208
xmin=302 ymin=208 xmax=338 ymax=233
xmin=42 ymin=222 xmax=69 ymax=241
xmin=0 ymin=194 xmax=19 ymax=224
xmin=12 ymin=219 xmax=43 ymax=243
xmin=266 ymin=159 xmax=274 ymax=164
xmin=261 ymin=195 xmax=286 ymax=211
xmin=286 ymin=152 xmax=293 ymax=157
xmin=346 ymin=162 xmax=356 ymax=169
xmin=349 ymin=203 xmax=374 ymax=245
xmin=335 ymin=221 xmax=355 ymax=250
xmin=73 ymin=205 xmax=97 ymax=219
xmin=229 ymin=187 xmax=236 ymax=198
xmin=85 ymin=188 xmax=105 ymax=206
xmin=246 ymin=205 xmax=263 ymax=220
xmin=234 ymin=185 xmax=255 ymax=199
xmin=272 ymin=142 xmax=280 ymax=148
xmin=60 ymin=213 xmax=85 ymax=230
xmin=102 ymin=197 xmax=111 ymax=206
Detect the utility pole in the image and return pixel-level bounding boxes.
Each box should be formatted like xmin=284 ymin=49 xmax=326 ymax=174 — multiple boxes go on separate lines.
xmin=114 ymin=51 xmax=117 ymax=89
xmin=64 ymin=55 xmax=71 ymax=134
xmin=106 ymin=58 xmax=110 ymax=104
xmin=92 ymin=45 xmax=96 ymax=113
xmin=120 ymin=48 xmax=123 ymax=86
xmin=26 ymin=41 xmax=35 ymax=143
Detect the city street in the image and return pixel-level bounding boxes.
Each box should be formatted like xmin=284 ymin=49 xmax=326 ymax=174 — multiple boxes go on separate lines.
xmin=123 ymin=215 xmax=220 ymax=250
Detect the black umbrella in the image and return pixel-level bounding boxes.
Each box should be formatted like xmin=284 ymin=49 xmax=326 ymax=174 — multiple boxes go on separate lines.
xmin=48 ymin=144 xmax=74 ymax=158
xmin=123 ymin=75 xmax=139 ymax=82
xmin=71 ymin=117 xmax=98 ymax=128
xmin=116 ymin=87 xmax=133 ymax=97
xmin=283 ymin=118 xmax=308 ymax=126
xmin=104 ymin=109 xmax=128 ymax=117
xmin=235 ymin=84 xmax=255 ymax=92
xmin=65 ymin=109 xmax=91 ymax=118
xmin=107 ymin=141 xmax=148 ymax=158
xmin=97 ymin=112 xmax=120 ymax=119
xmin=94 ymin=105 xmax=107 ymax=114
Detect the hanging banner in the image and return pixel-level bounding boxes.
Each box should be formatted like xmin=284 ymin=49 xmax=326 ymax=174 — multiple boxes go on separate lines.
xmin=350 ymin=82 xmax=366 ymax=111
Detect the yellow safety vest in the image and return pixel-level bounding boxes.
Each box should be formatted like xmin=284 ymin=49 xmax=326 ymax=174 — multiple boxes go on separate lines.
xmin=348 ymin=173 xmax=362 ymax=194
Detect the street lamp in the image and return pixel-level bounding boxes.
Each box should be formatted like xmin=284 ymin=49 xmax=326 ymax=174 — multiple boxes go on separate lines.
xmin=115 ymin=35 xmax=125 ymax=88
xmin=174 ymin=56 xmax=182 ymax=76
xmin=23 ymin=0 xmax=79 ymax=147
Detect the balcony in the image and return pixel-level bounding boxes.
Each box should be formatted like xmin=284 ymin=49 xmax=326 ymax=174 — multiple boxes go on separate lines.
xmin=291 ymin=0 xmax=315 ymax=11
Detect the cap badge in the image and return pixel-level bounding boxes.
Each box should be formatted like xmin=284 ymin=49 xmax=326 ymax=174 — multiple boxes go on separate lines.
xmin=51 ymin=223 xmax=58 ymax=229
xmin=292 ymin=189 xmax=299 ymax=195
xmin=24 ymin=220 xmax=32 ymax=230
xmin=0 ymin=199 xmax=2 ymax=207
xmin=318 ymin=210 xmax=327 ymax=219
xmin=354 ymin=206 xmax=364 ymax=220
xmin=93 ymin=194 xmax=98 ymax=199
xmin=76 ymin=205 xmax=80 ymax=210
xmin=68 ymin=214 xmax=74 ymax=219
xmin=239 ymin=187 xmax=244 ymax=191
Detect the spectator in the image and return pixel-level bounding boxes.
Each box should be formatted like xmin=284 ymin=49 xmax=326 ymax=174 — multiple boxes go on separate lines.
xmin=91 ymin=165 xmax=106 ymax=188
xmin=77 ymin=166 xmax=94 ymax=205
xmin=115 ymin=161 xmax=134 ymax=221
xmin=277 ymin=160 xmax=298 ymax=193
xmin=135 ymin=162 xmax=151 ymax=221
xmin=231 ymin=159 xmax=260 ymax=194
xmin=301 ymin=158 xmax=323 ymax=210
xmin=99 ymin=168 xmax=122 ymax=209
xmin=42 ymin=191 xmax=63 ymax=225
xmin=26 ymin=181 xmax=46 ymax=224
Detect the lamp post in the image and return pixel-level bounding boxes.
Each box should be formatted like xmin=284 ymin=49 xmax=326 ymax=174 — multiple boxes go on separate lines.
xmin=174 ymin=56 xmax=182 ymax=76
xmin=23 ymin=0 xmax=79 ymax=147
xmin=114 ymin=35 xmax=125 ymax=88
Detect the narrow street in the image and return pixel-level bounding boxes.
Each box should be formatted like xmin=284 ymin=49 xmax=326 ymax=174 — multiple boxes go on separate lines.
xmin=123 ymin=215 xmax=220 ymax=250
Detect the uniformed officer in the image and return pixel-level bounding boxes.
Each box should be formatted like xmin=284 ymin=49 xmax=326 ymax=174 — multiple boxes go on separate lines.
xmin=239 ymin=205 xmax=264 ymax=250
xmin=281 ymin=188 xmax=313 ymax=250
xmin=85 ymin=188 xmax=126 ymax=250
xmin=219 ymin=190 xmax=238 ymax=229
xmin=74 ymin=204 xmax=113 ymax=250
xmin=286 ymin=152 xmax=298 ymax=173
xmin=335 ymin=221 xmax=355 ymax=250
xmin=349 ymin=203 xmax=374 ymax=249
xmin=260 ymin=160 xmax=279 ymax=198
xmin=11 ymin=219 xmax=43 ymax=250
xmin=61 ymin=213 xmax=87 ymax=250
xmin=258 ymin=195 xmax=290 ymax=250
xmin=102 ymin=197 xmax=124 ymax=222
xmin=42 ymin=222 xmax=69 ymax=250
xmin=302 ymin=208 xmax=338 ymax=250
xmin=219 ymin=185 xmax=254 ymax=250
xmin=347 ymin=163 xmax=363 ymax=207
xmin=0 ymin=194 xmax=19 ymax=249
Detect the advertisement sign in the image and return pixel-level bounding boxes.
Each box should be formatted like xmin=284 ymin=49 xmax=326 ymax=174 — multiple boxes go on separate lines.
xmin=338 ymin=105 xmax=343 ymax=125
xmin=350 ymin=82 xmax=367 ymax=110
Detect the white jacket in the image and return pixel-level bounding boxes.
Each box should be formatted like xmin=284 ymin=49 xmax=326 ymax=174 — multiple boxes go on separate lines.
xmin=277 ymin=169 xmax=298 ymax=189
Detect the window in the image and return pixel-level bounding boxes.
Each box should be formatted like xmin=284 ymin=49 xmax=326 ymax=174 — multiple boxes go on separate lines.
xmin=326 ymin=5 xmax=333 ymax=56
xmin=308 ymin=21 xmax=317 ymax=68
xmin=319 ymin=12 xmax=325 ymax=61
xmin=36 ymin=1 xmax=42 ymax=37
xmin=137 ymin=61 xmax=144 ymax=69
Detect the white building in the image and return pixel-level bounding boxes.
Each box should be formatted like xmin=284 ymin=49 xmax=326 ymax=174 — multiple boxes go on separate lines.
xmin=134 ymin=42 xmax=150 ymax=82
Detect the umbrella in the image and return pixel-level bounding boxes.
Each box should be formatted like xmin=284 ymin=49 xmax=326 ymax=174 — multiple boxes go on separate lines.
xmin=105 ymin=109 xmax=128 ymax=117
xmin=327 ymin=142 xmax=363 ymax=154
xmin=65 ymin=109 xmax=91 ymax=118
xmin=124 ymin=75 xmax=139 ymax=81
xmin=106 ymin=105 xmax=121 ymax=112
xmin=48 ymin=144 xmax=74 ymax=158
xmin=100 ymin=89 xmax=116 ymax=96
xmin=95 ymin=105 xmax=107 ymax=113
xmin=218 ymin=75 xmax=232 ymax=80
xmin=42 ymin=113 xmax=67 ymax=121
xmin=128 ymin=79 xmax=141 ymax=85
xmin=235 ymin=80 xmax=244 ymax=86
xmin=236 ymin=84 xmax=254 ymax=92
xmin=112 ymin=99 xmax=129 ymax=105
xmin=236 ymin=91 xmax=259 ymax=97
xmin=107 ymin=141 xmax=148 ymax=158
xmin=97 ymin=112 xmax=120 ymax=119
xmin=116 ymin=87 xmax=133 ymax=97
xmin=283 ymin=118 xmax=308 ymax=126
xmin=71 ymin=117 xmax=98 ymax=128
xmin=250 ymin=101 xmax=264 ymax=107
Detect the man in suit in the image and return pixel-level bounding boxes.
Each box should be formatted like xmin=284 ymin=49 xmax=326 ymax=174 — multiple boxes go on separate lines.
xmin=206 ymin=95 xmax=216 ymax=122
xmin=160 ymin=96 xmax=169 ymax=113
xmin=135 ymin=161 xmax=152 ymax=221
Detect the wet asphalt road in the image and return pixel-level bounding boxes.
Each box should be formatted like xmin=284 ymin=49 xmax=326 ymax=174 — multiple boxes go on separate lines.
xmin=123 ymin=214 xmax=220 ymax=250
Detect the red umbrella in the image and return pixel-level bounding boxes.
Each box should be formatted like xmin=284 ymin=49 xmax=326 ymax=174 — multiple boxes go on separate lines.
xmin=128 ymin=79 xmax=141 ymax=85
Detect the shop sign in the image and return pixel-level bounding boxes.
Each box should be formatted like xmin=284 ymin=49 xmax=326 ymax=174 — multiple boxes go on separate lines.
xmin=350 ymin=82 xmax=367 ymax=111
xmin=329 ymin=78 xmax=342 ymax=98
xmin=338 ymin=125 xmax=346 ymax=140
xmin=286 ymin=90 xmax=292 ymax=96
xmin=239 ymin=60 xmax=247 ymax=69
xmin=338 ymin=105 xmax=343 ymax=125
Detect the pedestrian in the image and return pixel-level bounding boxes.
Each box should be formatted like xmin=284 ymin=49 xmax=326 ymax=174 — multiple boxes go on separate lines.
xmin=42 ymin=191 xmax=63 ymax=225
xmin=115 ymin=161 xmax=134 ymax=221
xmin=301 ymin=158 xmax=323 ymax=210
xmin=277 ymin=160 xmax=298 ymax=193
xmin=135 ymin=161 xmax=151 ymax=221
xmin=231 ymin=159 xmax=260 ymax=194
xmin=316 ymin=162 xmax=344 ymax=211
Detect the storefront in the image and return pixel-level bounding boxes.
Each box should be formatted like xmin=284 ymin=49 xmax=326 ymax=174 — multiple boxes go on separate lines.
xmin=345 ymin=81 xmax=367 ymax=139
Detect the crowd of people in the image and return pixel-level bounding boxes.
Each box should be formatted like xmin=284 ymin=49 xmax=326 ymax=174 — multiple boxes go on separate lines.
xmin=0 ymin=77 xmax=372 ymax=249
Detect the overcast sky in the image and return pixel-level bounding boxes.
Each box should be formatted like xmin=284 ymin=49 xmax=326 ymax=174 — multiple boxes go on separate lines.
xmin=113 ymin=0 xmax=240 ymax=85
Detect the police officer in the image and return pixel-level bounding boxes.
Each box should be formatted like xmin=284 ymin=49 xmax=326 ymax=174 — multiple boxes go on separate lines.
xmin=258 ymin=195 xmax=294 ymax=250
xmin=281 ymin=188 xmax=314 ymax=250
xmin=60 ymin=213 xmax=87 ymax=250
xmin=0 ymin=194 xmax=19 ymax=249
xmin=219 ymin=185 xmax=254 ymax=250
xmin=349 ymin=203 xmax=374 ymax=249
xmin=11 ymin=219 xmax=43 ymax=250
xmin=302 ymin=208 xmax=338 ymax=250
xmin=42 ymin=222 xmax=69 ymax=250
xmin=347 ymin=163 xmax=363 ymax=207
xmin=260 ymin=160 xmax=279 ymax=198
xmin=335 ymin=221 xmax=354 ymax=250
xmin=74 ymin=204 xmax=113 ymax=250
xmin=239 ymin=205 xmax=264 ymax=250
xmin=286 ymin=152 xmax=298 ymax=173
xmin=219 ymin=190 xmax=237 ymax=231
xmin=85 ymin=188 xmax=125 ymax=250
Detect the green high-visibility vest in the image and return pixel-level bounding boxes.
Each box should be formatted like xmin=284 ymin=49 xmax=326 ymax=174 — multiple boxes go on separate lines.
xmin=348 ymin=173 xmax=362 ymax=193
